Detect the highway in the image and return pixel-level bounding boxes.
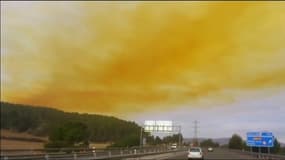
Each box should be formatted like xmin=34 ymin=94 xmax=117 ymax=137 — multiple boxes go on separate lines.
xmin=164 ymin=148 xmax=255 ymax=159
xmin=131 ymin=148 xmax=259 ymax=160
xmin=2 ymin=147 xmax=285 ymax=160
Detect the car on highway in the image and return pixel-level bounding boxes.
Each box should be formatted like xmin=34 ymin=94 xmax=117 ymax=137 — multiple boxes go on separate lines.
xmin=207 ymin=147 xmax=213 ymax=152
xmin=171 ymin=143 xmax=177 ymax=149
xmin=188 ymin=147 xmax=204 ymax=160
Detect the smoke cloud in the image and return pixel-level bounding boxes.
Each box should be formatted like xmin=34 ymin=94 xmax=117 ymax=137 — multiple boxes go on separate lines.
xmin=1 ymin=2 xmax=285 ymax=116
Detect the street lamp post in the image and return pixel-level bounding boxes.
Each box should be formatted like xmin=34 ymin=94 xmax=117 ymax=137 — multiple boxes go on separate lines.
xmin=140 ymin=127 xmax=143 ymax=148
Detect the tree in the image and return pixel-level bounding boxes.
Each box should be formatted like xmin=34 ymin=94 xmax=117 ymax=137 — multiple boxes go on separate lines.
xmin=154 ymin=136 xmax=162 ymax=145
xmin=270 ymin=138 xmax=281 ymax=153
xmin=146 ymin=135 xmax=155 ymax=145
xmin=228 ymin=134 xmax=243 ymax=149
xmin=46 ymin=121 xmax=89 ymax=148
xmin=200 ymin=139 xmax=219 ymax=147
xmin=162 ymin=133 xmax=183 ymax=144
xmin=110 ymin=134 xmax=140 ymax=147
xmin=242 ymin=141 xmax=250 ymax=151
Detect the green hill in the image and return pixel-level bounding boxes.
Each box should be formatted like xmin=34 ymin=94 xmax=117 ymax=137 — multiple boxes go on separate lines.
xmin=1 ymin=101 xmax=141 ymax=147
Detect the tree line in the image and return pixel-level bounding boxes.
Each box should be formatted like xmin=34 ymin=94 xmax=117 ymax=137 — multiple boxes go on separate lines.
xmin=145 ymin=133 xmax=183 ymax=145
xmin=1 ymin=102 xmax=142 ymax=148
xmin=1 ymin=102 xmax=186 ymax=148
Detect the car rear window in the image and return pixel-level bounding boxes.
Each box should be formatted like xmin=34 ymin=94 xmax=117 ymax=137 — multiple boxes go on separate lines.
xmin=190 ymin=148 xmax=201 ymax=152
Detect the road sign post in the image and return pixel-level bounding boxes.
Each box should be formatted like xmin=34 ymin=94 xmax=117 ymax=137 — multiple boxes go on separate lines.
xmin=246 ymin=131 xmax=274 ymax=147
xmin=246 ymin=131 xmax=274 ymax=156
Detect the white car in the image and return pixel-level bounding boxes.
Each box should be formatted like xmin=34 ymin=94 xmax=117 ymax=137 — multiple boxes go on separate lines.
xmin=188 ymin=147 xmax=204 ymax=160
xmin=208 ymin=147 xmax=213 ymax=152
xmin=171 ymin=143 xmax=177 ymax=149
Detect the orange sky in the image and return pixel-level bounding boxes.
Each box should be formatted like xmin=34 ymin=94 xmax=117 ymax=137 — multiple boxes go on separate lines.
xmin=1 ymin=2 xmax=285 ymax=117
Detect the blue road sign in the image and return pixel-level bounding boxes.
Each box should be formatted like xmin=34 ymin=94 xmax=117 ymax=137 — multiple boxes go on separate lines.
xmin=261 ymin=132 xmax=273 ymax=137
xmin=246 ymin=131 xmax=274 ymax=147
xmin=247 ymin=132 xmax=260 ymax=137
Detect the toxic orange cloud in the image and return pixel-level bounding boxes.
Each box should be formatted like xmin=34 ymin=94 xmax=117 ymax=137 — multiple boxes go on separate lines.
xmin=1 ymin=2 xmax=285 ymax=116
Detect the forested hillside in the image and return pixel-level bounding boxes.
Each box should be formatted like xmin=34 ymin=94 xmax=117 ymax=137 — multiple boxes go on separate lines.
xmin=1 ymin=101 xmax=141 ymax=145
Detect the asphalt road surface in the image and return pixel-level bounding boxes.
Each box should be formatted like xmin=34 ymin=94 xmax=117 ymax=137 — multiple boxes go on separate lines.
xmin=164 ymin=148 xmax=255 ymax=160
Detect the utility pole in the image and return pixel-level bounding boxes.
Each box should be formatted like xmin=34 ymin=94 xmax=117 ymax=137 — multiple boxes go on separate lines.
xmin=178 ymin=125 xmax=182 ymax=148
xmin=193 ymin=120 xmax=199 ymax=146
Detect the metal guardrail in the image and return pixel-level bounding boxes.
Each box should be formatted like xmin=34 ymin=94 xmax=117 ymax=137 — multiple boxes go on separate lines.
xmin=0 ymin=147 xmax=187 ymax=160
xmin=228 ymin=149 xmax=285 ymax=160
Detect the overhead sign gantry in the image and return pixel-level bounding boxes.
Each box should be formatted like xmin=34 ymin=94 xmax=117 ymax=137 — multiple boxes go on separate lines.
xmin=141 ymin=120 xmax=182 ymax=147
